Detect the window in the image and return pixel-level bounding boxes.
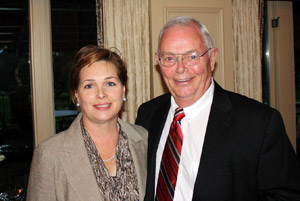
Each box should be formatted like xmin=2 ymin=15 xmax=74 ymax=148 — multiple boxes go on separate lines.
xmin=0 ymin=0 xmax=97 ymax=199
xmin=0 ymin=0 xmax=33 ymax=199
xmin=51 ymin=0 xmax=97 ymax=133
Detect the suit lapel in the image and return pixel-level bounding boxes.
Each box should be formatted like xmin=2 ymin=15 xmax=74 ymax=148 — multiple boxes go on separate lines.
xmin=147 ymin=94 xmax=171 ymax=165
xmin=60 ymin=114 xmax=103 ymax=201
xmin=192 ymin=83 xmax=234 ymax=200
xmin=146 ymin=94 xmax=171 ymax=200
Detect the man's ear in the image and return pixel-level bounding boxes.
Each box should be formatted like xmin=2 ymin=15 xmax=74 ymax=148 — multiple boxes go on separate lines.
xmin=209 ymin=48 xmax=219 ymax=72
xmin=155 ymin=52 xmax=160 ymax=64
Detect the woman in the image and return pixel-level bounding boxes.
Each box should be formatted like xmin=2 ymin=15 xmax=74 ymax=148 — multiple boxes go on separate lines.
xmin=26 ymin=45 xmax=148 ymax=201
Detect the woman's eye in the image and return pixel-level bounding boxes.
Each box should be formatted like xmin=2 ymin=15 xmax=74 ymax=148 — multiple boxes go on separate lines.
xmin=84 ymin=84 xmax=93 ymax=89
xmin=107 ymin=82 xmax=116 ymax=87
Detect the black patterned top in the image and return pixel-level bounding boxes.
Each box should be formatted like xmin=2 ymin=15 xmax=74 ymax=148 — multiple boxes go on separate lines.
xmin=81 ymin=120 xmax=140 ymax=201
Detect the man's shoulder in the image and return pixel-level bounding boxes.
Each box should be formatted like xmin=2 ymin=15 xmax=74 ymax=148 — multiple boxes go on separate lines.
xmin=136 ymin=93 xmax=171 ymax=127
xmin=139 ymin=93 xmax=171 ymax=110
xmin=213 ymin=82 xmax=275 ymax=113
xmin=218 ymin=86 xmax=275 ymax=115
xmin=228 ymin=90 xmax=269 ymax=108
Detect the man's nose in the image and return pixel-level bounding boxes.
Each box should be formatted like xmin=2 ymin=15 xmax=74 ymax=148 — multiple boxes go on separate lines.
xmin=176 ymin=56 xmax=186 ymax=73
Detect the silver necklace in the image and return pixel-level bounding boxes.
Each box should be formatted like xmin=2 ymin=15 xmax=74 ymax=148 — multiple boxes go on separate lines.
xmin=102 ymin=153 xmax=116 ymax=162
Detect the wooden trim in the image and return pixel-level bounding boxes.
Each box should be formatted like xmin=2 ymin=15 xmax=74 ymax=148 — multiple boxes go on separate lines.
xmin=29 ymin=0 xmax=55 ymax=146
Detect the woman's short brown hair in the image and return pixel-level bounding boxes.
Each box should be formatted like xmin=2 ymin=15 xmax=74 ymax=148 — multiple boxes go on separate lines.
xmin=69 ymin=45 xmax=128 ymax=104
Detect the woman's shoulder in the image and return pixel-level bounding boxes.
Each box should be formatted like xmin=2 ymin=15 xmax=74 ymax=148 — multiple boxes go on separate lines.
xmin=35 ymin=130 xmax=67 ymax=154
xmin=118 ymin=119 xmax=148 ymax=141
xmin=35 ymin=114 xmax=82 ymax=154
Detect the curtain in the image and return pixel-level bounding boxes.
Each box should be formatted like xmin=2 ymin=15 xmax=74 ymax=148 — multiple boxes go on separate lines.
xmin=232 ymin=0 xmax=264 ymax=102
xmin=96 ymin=0 xmax=151 ymax=123
xmin=96 ymin=0 xmax=104 ymax=47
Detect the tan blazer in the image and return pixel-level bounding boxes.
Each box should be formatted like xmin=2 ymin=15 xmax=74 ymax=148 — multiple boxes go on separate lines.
xmin=26 ymin=113 xmax=148 ymax=201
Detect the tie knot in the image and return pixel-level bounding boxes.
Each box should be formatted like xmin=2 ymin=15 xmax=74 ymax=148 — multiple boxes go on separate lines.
xmin=174 ymin=107 xmax=185 ymax=121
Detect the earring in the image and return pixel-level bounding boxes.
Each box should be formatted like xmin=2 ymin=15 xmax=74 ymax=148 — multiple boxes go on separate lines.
xmin=76 ymin=102 xmax=80 ymax=107
xmin=123 ymin=97 xmax=126 ymax=101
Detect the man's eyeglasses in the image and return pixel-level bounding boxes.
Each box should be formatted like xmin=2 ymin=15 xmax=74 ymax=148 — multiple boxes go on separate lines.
xmin=158 ymin=48 xmax=211 ymax=67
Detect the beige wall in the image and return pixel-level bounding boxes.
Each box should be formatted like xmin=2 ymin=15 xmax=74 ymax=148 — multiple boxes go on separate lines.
xmin=267 ymin=1 xmax=296 ymax=149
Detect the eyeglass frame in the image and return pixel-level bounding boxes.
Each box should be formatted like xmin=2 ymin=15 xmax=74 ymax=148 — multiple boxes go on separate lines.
xmin=157 ymin=48 xmax=212 ymax=67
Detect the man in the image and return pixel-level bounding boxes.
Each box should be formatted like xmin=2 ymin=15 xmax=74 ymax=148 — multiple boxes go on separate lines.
xmin=136 ymin=16 xmax=300 ymax=201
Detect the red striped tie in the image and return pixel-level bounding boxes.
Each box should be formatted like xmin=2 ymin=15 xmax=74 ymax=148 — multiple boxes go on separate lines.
xmin=155 ymin=107 xmax=185 ymax=201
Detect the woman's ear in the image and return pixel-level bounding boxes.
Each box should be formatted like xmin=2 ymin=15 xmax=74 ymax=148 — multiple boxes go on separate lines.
xmin=75 ymin=91 xmax=80 ymax=103
xmin=122 ymin=86 xmax=126 ymax=98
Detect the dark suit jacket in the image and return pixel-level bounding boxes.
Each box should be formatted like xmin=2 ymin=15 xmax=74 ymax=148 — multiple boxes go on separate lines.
xmin=136 ymin=82 xmax=300 ymax=201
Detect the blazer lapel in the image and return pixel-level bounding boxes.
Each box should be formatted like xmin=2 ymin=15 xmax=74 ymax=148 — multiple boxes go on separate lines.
xmin=192 ymin=83 xmax=234 ymax=200
xmin=60 ymin=114 xmax=103 ymax=201
xmin=118 ymin=119 xmax=147 ymax=201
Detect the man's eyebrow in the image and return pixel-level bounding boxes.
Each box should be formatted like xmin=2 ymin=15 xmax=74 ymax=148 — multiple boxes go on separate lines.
xmin=160 ymin=49 xmax=198 ymax=55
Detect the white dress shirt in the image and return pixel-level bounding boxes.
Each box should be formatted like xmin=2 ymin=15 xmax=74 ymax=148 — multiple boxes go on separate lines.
xmin=155 ymin=80 xmax=214 ymax=201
